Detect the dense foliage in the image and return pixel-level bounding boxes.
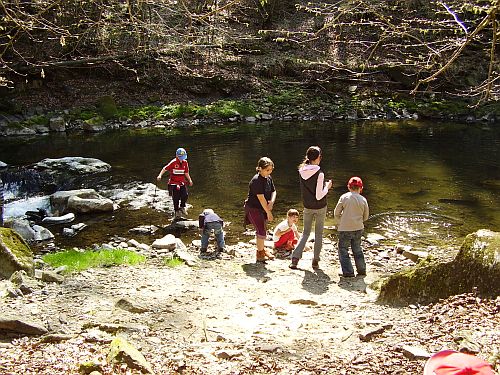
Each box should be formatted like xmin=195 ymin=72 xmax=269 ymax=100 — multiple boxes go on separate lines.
xmin=1 ymin=0 xmax=499 ymax=102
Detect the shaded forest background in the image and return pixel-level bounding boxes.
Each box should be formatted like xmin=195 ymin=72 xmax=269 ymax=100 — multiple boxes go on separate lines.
xmin=1 ymin=0 xmax=500 ymax=112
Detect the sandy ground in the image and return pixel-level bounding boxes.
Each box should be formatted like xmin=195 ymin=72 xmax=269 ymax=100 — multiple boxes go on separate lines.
xmin=0 ymin=242 xmax=498 ymax=375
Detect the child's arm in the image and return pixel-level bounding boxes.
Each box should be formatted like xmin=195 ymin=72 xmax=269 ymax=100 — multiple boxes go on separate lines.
xmin=275 ymin=226 xmax=292 ymax=237
xmin=292 ymin=225 xmax=300 ymax=239
xmin=267 ymin=190 xmax=276 ymax=211
xmin=185 ymin=172 xmax=193 ymax=186
xmin=333 ymin=198 xmax=343 ymax=220
xmin=257 ymin=194 xmax=273 ymax=221
xmin=157 ymin=166 xmax=167 ymax=180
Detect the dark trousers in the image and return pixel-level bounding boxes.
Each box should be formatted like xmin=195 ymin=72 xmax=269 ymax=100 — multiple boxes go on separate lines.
xmin=168 ymin=184 xmax=188 ymax=211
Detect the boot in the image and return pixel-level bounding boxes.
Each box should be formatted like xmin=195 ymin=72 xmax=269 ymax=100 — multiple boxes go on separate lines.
xmin=289 ymin=257 xmax=299 ymax=269
xmin=256 ymin=250 xmax=267 ymax=263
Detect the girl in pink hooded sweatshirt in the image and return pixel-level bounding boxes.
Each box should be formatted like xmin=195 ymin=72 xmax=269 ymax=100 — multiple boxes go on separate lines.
xmin=289 ymin=146 xmax=332 ymax=270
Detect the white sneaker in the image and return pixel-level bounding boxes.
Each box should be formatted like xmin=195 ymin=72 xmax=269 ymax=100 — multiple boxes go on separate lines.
xmin=181 ymin=207 xmax=188 ymax=216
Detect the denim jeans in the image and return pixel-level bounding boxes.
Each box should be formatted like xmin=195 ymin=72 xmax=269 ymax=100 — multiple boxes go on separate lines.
xmin=292 ymin=206 xmax=327 ymax=262
xmin=338 ymin=230 xmax=366 ymax=275
xmin=201 ymin=221 xmax=225 ymax=250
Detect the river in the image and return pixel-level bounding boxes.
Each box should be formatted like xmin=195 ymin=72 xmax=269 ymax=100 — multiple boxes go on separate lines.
xmin=1 ymin=120 xmax=499 ymax=251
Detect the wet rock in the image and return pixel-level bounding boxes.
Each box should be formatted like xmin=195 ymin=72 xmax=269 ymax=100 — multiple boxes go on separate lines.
xmin=42 ymin=212 xmax=75 ymax=225
xmin=48 ymin=116 xmax=66 ymax=132
xmin=8 ymin=219 xmax=54 ymax=242
xmin=129 ymin=225 xmax=159 ymax=235
xmin=67 ymin=194 xmax=114 ymax=213
xmin=35 ymin=157 xmax=111 ymax=175
xmin=152 ymin=234 xmax=177 ymax=250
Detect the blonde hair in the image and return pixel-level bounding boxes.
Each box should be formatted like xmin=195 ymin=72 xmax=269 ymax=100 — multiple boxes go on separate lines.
xmin=256 ymin=157 xmax=274 ymax=172
xmin=287 ymin=209 xmax=299 ymax=217
xmin=298 ymin=146 xmax=321 ymax=169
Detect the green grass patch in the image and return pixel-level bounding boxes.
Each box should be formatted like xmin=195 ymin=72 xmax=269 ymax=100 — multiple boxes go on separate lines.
xmin=42 ymin=248 xmax=146 ymax=273
xmin=164 ymin=257 xmax=184 ymax=267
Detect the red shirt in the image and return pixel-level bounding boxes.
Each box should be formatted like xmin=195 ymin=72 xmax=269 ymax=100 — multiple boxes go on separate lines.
xmin=163 ymin=158 xmax=189 ymax=186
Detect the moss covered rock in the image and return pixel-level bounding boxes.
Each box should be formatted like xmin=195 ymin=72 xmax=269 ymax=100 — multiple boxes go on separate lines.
xmin=0 ymin=228 xmax=34 ymax=279
xmin=377 ymin=229 xmax=500 ymax=304
xmin=96 ymin=95 xmax=117 ymax=120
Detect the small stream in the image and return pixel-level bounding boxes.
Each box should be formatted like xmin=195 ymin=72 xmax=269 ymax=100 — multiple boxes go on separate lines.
xmin=1 ymin=120 xmax=499 ymax=251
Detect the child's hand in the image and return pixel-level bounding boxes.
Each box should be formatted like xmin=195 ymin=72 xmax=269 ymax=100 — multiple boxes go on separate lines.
xmin=157 ymin=175 xmax=162 ymax=181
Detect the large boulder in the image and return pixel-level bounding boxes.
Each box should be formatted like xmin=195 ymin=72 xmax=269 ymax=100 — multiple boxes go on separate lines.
xmin=50 ymin=189 xmax=114 ymax=214
xmin=0 ymin=228 xmax=34 ymax=279
xmin=35 ymin=157 xmax=111 ymax=175
xmin=376 ymin=229 xmax=500 ymax=304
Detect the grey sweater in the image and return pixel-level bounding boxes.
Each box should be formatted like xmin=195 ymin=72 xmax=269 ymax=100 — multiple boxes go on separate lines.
xmin=334 ymin=191 xmax=369 ymax=232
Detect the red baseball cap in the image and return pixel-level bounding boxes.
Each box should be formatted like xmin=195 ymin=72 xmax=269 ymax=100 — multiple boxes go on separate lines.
xmin=348 ymin=176 xmax=363 ymax=189
xmin=424 ymin=350 xmax=495 ymax=375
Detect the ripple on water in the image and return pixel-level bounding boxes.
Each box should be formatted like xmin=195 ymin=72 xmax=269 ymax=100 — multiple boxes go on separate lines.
xmin=370 ymin=211 xmax=464 ymax=251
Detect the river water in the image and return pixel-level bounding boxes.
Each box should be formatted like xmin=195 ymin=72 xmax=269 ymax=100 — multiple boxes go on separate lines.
xmin=1 ymin=120 xmax=499 ymax=251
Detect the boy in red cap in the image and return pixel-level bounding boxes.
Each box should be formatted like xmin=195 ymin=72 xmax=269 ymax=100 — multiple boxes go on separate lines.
xmin=334 ymin=176 xmax=369 ymax=277
xmin=424 ymin=350 xmax=495 ymax=375
xmin=157 ymin=147 xmax=193 ymax=220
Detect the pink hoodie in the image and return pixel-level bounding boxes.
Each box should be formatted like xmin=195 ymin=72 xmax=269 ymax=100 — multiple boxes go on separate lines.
xmin=299 ymin=164 xmax=329 ymax=200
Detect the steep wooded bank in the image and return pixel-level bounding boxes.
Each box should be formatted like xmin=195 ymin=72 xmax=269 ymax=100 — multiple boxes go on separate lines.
xmin=1 ymin=0 xmax=500 ymax=115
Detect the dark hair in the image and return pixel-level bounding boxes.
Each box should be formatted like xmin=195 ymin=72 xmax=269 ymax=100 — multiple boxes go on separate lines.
xmin=287 ymin=209 xmax=299 ymax=217
xmin=256 ymin=157 xmax=274 ymax=172
xmin=299 ymin=146 xmax=321 ymax=169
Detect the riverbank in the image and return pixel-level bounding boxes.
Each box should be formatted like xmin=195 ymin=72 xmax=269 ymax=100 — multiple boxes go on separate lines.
xmin=2 ymin=82 xmax=500 ymax=137
xmin=1 ymin=240 xmax=498 ymax=374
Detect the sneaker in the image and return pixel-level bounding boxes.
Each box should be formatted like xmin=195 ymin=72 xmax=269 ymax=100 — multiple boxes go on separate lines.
xmin=312 ymin=259 xmax=319 ymax=269
xmin=289 ymin=257 xmax=299 ymax=269
xmin=174 ymin=210 xmax=182 ymax=220
xmin=338 ymin=272 xmax=355 ymax=278
xmin=180 ymin=207 xmax=188 ymax=216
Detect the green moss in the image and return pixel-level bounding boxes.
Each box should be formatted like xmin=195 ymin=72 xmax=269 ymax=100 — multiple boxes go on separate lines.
xmin=23 ymin=115 xmax=50 ymax=127
xmin=84 ymin=116 xmax=104 ymax=126
xmin=0 ymin=228 xmax=34 ymax=277
xmin=378 ymin=230 xmax=500 ymax=304
xmin=164 ymin=257 xmax=184 ymax=267
xmin=97 ymin=96 xmax=118 ymax=119
xmin=42 ymin=248 xmax=146 ymax=273
xmin=267 ymin=88 xmax=304 ymax=106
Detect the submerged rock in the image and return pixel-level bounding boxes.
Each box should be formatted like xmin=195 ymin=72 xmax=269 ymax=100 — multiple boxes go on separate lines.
xmin=376 ymin=229 xmax=500 ymax=304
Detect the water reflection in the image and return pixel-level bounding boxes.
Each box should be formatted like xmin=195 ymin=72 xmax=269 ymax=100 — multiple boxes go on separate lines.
xmin=0 ymin=120 xmax=499 ymax=249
